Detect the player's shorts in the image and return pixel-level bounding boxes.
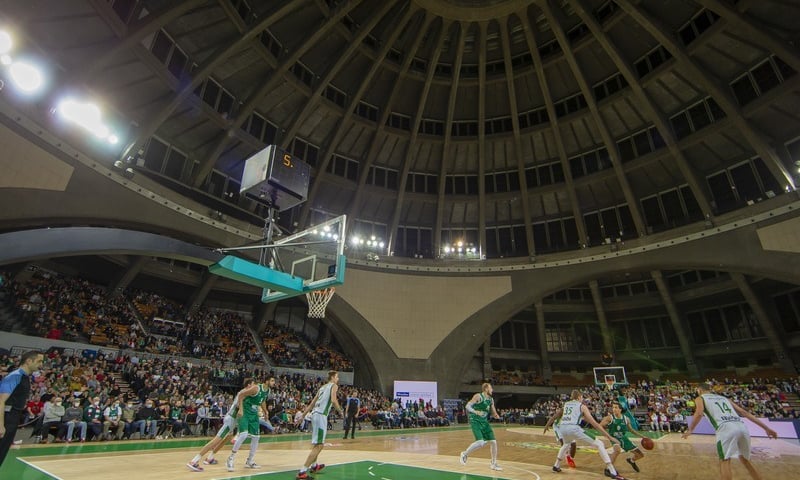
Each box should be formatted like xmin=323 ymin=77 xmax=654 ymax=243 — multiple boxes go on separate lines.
xmin=715 ymin=421 xmax=750 ymax=460
xmin=614 ymin=434 xmax=637 ymax=452
xmin=237 ymin=413 xmax=260 ymax=436
xmin=469 ymin=415 xmax=495 ymax=441
xmin=557 ymin=424 xmax=597 ymax=446
xmin=216 ymin=415 xmax=236 ymax=438
xmin=311 ymin=412 xmax=328 ymax=445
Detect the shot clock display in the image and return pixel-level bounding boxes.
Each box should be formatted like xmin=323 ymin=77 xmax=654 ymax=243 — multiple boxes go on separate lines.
xmin=240 ymin=145 xmax=311 ymax=211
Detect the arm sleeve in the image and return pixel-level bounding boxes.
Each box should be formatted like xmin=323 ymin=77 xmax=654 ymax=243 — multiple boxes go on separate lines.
xmin=0 ymin=370 xmax=22 ymax=395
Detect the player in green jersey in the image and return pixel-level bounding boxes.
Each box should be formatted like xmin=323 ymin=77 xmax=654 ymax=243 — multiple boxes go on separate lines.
xmin=459 ymin=383 xmax=503 ymax=472
xmin=616 ymin=388 xmax=639 ymax=430
xmin=226 ymin=376 xmax=276 ymax=472
xmin=186 ymin=378 xmax=254 ymax=472
xmin=600 ymin=403 xmax=645 ymax=473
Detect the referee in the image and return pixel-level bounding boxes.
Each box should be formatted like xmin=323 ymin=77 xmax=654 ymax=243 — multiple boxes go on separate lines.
xmin=0 ymin=350 xmax=44 ymax=468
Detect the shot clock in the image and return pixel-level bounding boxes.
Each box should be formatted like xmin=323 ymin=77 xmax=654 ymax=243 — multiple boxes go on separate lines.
xmin=240 ymin=145 xmax=311 ymax=211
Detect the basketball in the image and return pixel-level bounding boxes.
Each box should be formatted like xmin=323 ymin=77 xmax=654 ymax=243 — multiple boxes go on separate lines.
xmin=641 ymin=437 xmax=654 ymax=450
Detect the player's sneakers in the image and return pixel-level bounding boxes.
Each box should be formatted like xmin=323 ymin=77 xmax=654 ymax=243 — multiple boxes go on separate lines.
xmin=459 ymin=451 xmax=468 ymax=465
xmin=490 ymin=463 xmax=503 ymax=471
xmin=552 ymin=466 xmax=562 ymax=473
xmin=566 ymin=455 xmax=576 ymax=468
xmin=296 ymin=471 xmax=313 ymax=479
xmin=203 ymin=458 xmax=218 ymax=465
xmin=245 ymin=461 xmax=260 ymax=469
xmin=226 ymin=455 xmax=234 ymax=472
xmin=604 ymin=468 xmax=627 ymax=480
xmin=310 ymin=464 xmax=325 ymax=473
xmin=186 ymin=462 xmax=204 ymax=472
xmin=626 ymin=458 xmax=640 ymax=472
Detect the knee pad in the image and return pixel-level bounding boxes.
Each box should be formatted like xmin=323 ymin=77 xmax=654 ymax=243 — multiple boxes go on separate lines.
xmin=475 ymin=440 xmax=486 ymax=448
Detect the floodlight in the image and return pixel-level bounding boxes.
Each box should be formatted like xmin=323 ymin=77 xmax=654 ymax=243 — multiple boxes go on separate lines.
xmin=57 ymin=98 xmax=112 ymax=138
xmin=9 ymin=60 xmax=43 ymax=93
xmin=0 ymin=31 xmax=12 ymax=55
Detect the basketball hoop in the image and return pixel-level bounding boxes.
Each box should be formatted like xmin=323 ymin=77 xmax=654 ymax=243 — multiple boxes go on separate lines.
xmin=306 ymin=287 xmax=335 ymax=318
xmin=604 ymin=374 xmax=616 ymax=391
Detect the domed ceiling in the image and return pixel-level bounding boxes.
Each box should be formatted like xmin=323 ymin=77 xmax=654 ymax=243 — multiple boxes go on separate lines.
xmin=3 ymin=0 xmax=800 ymax=260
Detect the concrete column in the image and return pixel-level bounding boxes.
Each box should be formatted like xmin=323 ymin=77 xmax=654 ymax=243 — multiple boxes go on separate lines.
xmin=253 ymin=301 xmax=277 ymax=334
xmin=731 ymin=273 xmax=796 ymax=373
xmin=588 ymin=280 xmax=614 ymax=355
xmin=651 ymin=270 xmax=700 ymax=378
xmin=482 ymin=341 xmax=493 ymax=381
xmin=185 ymin=272 xmax=218 ymax=312
xmin=108 ymin=256 xmax=147 ymax=298
xmin=535 ymin=300 xmax=552 ymax=382
xmin=319 ymin=322 xmax=333 ymax=346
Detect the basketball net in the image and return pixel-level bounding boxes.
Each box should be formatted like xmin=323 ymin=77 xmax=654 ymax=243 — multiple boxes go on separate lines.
xmin=605 ymin=375 xmax=616 ymax=392
xmin=306 ymin=287 xmax=335 ymax=318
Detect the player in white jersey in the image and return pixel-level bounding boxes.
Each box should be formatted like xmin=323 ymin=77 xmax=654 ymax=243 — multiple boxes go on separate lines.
xmin=683 ymin=383 xmax=777 ymax=480
xmin=544 ymin=389 xmax=625 ymax=479
xmin=294 ymin=371 xmax=344 ymax=480
xmin=185 ymin=378 xmax=253 ymax=472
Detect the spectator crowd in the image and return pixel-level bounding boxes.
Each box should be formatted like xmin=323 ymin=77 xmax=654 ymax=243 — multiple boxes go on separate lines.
xmin=3 ymin=269 xmax=352 ymax=371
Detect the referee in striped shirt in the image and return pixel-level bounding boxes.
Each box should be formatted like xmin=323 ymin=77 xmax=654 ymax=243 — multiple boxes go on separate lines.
xmin=0 ymin=350 xmax=44 ymax=468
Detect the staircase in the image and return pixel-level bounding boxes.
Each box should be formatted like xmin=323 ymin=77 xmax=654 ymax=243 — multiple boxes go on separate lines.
xmin=785 ymin=392 xmax=800 ymax=415
xmin=107 ymin=371 xmax=134 ymax=399
xmin=246 ymin=324 xmax=273 ymax=367
xmin=124 ymin=298 xmax=151 ymax=336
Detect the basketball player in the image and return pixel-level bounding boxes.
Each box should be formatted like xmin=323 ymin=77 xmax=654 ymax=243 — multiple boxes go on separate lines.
xmin=294 ymin=371 xmax=344 ymax=480
xmin=552 ymin=416 xmax=578 ymax=468
xmin=186 ymin=378 xmax=254 ymax=472
xmin=600 ymin=403 xmax=646 ymax=472
xmin=682 ymin=383 xmax=777 ymax=480
xmin=459 ymin=382 xmax=503 ymax=472
xmin=226 ymin=376 xmax=275 ymax=472
xmin=543 ymin=389 xmax=625 ymax=479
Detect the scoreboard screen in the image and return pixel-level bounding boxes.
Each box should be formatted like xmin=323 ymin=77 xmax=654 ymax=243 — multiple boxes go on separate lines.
xmin=240 ymin=145 xmax=311 ymax=211
xmin=269 ymin=149 xmax=311 ymax=200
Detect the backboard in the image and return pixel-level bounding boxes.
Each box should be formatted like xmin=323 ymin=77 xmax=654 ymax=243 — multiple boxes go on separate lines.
xmin=261 ymin=214 xmax=346 ymax=303
xmin=208 ymin=215 xmax=346 ymax=303
xmin=592 ymin=366 xmax=628 ymax=389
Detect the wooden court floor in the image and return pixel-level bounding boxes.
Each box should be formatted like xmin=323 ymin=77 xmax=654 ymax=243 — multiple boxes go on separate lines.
xmin=3 ymin=424 xmax=800 ymax=479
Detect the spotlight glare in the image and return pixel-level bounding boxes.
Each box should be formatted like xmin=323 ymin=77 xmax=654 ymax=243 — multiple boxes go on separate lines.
xmin=0 ymin=54 xmax=11 ymax=66
xmin=58 ymin=98 xmax=115 ymax=139
xmin=0 ymin=31 xmax=12 ymax=55
xmin=9 ymin=60 xmax=43 ymax=93
xmin=378 ymin=241 xmax=385 ymax=248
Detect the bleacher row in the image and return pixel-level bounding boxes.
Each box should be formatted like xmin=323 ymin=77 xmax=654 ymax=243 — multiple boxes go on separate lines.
xmin=2 ymin=269 xmax=351 ymax=370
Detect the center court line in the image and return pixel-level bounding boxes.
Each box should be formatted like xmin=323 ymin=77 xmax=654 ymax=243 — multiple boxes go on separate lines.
xmin=501 ymin=464 xmax=541 ymax=480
